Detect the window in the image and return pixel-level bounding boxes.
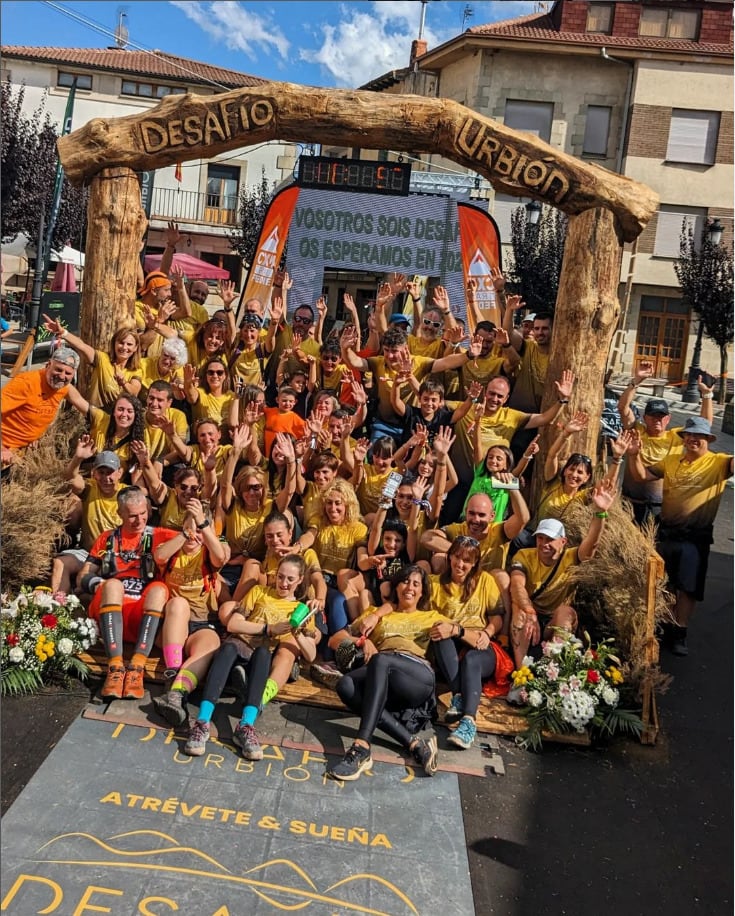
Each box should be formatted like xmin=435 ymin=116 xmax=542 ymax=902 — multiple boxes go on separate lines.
xmin=57 ymin=71 xmax=92 ymax=90
xmin=121 ymin=79 xmax=186 ymax=97
xmin=504 ymin=100 xmax=553 ymax=143
xmin=583 ymin=106 xmax=612 ymax=157
xmin=653 ymin=205 xmax=706 ymax=258
xmin=205 ymin=163 xmax=240 ymax=225
xmin=666 ymin=110 xmax=719 ymax=165
xmin=586 ymin=2 xmax=613 ymax=34
xmin=639 ymin=7 xmax=700 ymax=40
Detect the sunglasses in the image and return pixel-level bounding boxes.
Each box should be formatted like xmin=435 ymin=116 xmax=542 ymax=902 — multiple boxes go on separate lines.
xmin=422 ymin=318 xmax=442 ymax=329
xmin=178 ymin=483 xmax=200 ymax=493
xmin=244 ymin=483 xmax=264 ymax=492
xmin=454 ymin=535 xmax=480 ymax=548
xmin=293 ymin=315 xmax=314 ymax=325
xmin=207 ymin=369 xmax=226 ymax=376
xmin=567 ymin=453 xmax=593 ymax=467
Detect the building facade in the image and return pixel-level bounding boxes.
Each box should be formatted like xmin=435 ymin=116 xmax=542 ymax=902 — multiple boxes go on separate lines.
xmin=1 ymin=45 xmax=299 ymax=288
xmin=359 ymin=0 xmax=733 ymax=381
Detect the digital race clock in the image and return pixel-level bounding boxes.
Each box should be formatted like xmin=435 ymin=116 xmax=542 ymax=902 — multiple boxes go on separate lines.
xmin=296 ymin=156 xmax=412 ymax=196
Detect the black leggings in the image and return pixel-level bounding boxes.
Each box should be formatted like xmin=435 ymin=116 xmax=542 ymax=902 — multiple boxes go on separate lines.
xmin=336 ymin=652 xmax=435 ymax=748
xmin=201 ymin=641 xmax=271 ymax=710
xmin=432 ymin=638 xmax=496 ymax=718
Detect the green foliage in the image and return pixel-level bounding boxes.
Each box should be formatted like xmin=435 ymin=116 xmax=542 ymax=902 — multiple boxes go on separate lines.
xmin=1 ymin=80 xmax=88 ymax=253
xmin=675 ymin=221 xmax=734 ymax=401
xmin=227 ymin=167 xmax=279 ymax=268
xmin=506 ymin=204 xmax=567 ymax=316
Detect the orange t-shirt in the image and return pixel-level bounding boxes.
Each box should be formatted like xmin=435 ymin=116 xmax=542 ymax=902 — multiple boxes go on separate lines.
xmin=263 ymin=406 xmax=307 ymax=458
xmin=0 ymin=368 xmax=70 ymax=450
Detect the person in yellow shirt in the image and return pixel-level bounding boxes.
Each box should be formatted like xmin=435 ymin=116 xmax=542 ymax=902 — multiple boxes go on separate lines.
xmin=184 ymin=358 xmax=235 ymax=428
xmin=138 ymin=337 xmax=187 ymax=404
xmin=429 ymin=537 xmax=511 ymax=749
xmin=229 ymin=313 xmax=269 ymax=391
xmin=326 ymin=564 xmax=446 ymax=781
xmin=346 ymin=435 xmax=397 ymax=522
xmin=187 ymin=318 xmax=230 ymax=375
xmin=627 ymin=417 xmax=733 ymax=656
xmin=508 ymin=478 xmax=616 ymax=670
xmin=184 ymin=554 xmax=320 ymax=759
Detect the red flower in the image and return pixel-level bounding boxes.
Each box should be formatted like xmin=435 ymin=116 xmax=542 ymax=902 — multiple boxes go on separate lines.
xmin=41 ymin=614 xmax=58 ymax=629
xmin=6 ymin=633 xmax=19 ymax=646
xmin=586 ymin=669 xmax=600 ymax=684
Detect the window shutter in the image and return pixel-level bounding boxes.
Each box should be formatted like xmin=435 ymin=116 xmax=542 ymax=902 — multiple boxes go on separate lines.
xmin=667 ymin=111 xmax=719 ymax=164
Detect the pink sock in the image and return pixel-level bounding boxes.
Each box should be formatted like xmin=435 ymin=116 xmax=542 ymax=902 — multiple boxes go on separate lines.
xmin=163 ymin=644 xmax=183 ymax=672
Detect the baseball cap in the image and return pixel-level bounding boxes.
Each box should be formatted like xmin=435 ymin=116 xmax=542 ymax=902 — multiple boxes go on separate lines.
xmin=92 ymin=451 xmax=121 ymax=471
xmin=676 ymin=416 xmax=716 ymax=442
xmin=644 ymin=398 xmax=669 ymax=416
xmin=389 ymin=313 xmax=411 ymax=327
xmin=533 ymin=518 xmax=566 ymax=540
xmin=521 ymin=313 xmax=536 ymax=324
xmin=50 ymin=345 xmax=80 ymax=369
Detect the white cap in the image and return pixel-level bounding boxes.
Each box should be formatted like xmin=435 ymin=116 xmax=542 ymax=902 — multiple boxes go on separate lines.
xmin=533 ymin=518 xmax=566 ymax=539
xmin=521 ymin=313 xmax=536 ymax=324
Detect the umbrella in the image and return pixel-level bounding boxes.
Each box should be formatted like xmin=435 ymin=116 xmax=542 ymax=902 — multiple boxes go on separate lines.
xmin=144 ymin=252 xmax=230 ymax=280
xmin=51 ymin=262 xmax=78 ymax=292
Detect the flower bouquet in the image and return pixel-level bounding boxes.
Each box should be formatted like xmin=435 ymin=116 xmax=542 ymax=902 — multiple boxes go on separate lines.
xmin=1 ymin=587 xmax=99 ymax=696
xmin=511 ymin=631 xmax=643 ymax=751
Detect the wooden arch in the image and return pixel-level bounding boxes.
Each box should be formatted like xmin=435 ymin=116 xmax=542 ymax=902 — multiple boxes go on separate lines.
xmin=57 ymin=80 xmax=659 ymax=460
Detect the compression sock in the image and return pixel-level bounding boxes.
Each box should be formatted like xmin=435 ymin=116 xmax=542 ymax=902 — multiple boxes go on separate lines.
xmin=98 ymin=604 xmax=124 ymax=664
xmin=240 ymin=705 xmax=259 ymax=727
xmin=197 ymin=700 xmax=215 ymax=724
xmin=163 ymin=644 xmax=184 ymax=672
xmin=172 ymin=668 xmax=198 ymax=695
xmin=261 ymin=678 xmax=279 ymax=707
xmin=131 ymin=605 xmax=164 ymax=666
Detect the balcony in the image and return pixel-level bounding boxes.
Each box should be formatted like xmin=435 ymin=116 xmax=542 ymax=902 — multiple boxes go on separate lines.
xmin=150 ymin=188 xmax=239 ymax=228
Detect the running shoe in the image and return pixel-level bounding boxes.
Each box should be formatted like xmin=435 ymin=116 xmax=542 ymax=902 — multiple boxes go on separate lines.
xmin=445 ymin=693 xmax=464 ymax=724
xmin=122 ymin=666 xmax=145 ymax=700
xmin=100 ymin=666 xmax=125 ymax=700
xmin=411 ymin=734 xmax=438 ymax=776
xmin=327 ymin=743 xmax=372 ymax=781
xmin=184 ymin=720 xmax=210 ymax=756
xmin=233 ymin=723 xmax=263 ymax=760
xmin=153 ymin=689 xmax=187 ymax=727
xmin=447 ymin=716 xmax=477 ymax=750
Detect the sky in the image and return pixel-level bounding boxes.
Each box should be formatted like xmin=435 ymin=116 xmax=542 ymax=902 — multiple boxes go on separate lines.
xmin=1 ymin=0 xmax=541 ymax=89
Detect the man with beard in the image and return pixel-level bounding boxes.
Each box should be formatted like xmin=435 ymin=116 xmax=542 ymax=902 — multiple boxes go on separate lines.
xmin=1 ymin=346 xmax=86 ymax=467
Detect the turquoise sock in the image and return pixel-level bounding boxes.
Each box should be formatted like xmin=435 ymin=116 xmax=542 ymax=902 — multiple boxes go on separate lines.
xmin=240 ymin=705 xmax=258 ymax=727
xmin=198 ymin=700 xmax=215 ymax=723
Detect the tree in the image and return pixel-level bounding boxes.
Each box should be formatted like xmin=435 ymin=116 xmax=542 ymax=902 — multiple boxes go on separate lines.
xmin=227 ymin=167 xmax=279 ymax=268
xmin=675 ymin=221 xmax=734 ymax=405
xmin=1 ymin=81 xmax=87 ymax=254
xmin=505 ymin=203 xmax=567 ymax=316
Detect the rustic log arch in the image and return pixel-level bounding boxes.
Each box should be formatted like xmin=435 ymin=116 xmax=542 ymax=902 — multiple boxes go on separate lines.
xmin=57 ymin=80 xmax=659 ymax=462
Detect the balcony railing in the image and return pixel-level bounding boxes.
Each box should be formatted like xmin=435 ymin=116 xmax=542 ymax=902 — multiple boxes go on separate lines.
xmin=150 ymin=188 xmax=240 ymax=227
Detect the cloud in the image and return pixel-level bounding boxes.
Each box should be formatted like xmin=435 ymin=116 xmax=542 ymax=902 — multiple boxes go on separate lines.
xmin=299 ymin=1 xmax=452 ymax=88
xmin=170 ymin=0 xmax=290 ymax=61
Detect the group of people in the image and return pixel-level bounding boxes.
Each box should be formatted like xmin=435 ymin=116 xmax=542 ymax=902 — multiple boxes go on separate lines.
xmin=1 ymin=224 xmax=732 ymax=780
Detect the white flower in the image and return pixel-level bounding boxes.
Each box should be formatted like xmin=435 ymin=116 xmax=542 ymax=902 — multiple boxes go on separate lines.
xmin=546 ymin=661 xmax=559 ymax=682
xmin=528 ymin=689 xmax=543 ymax=708
xmin=601 ymin=686 xmax=619 ymax=706
xmin=31 ymin=591 xmax=54 ymax=609
xmin=521 ymin=655 xmax=534 ymax=667
xmin=65 ymin=594 xmax=81 ymax=609
xmin=68 ymin=619 xmax=79 ymax=630
xmin=81 ymin=640 xmax=90 ymax=650
xmin=8 ymin=647 xmax=25 ymax=663
xmin=544 ymin=639 xmax=564 ymax=656
xmin=569 ymin=676 xmax=582 ymax=691
xmin=57 ymin=638 xmax=74 ymax=656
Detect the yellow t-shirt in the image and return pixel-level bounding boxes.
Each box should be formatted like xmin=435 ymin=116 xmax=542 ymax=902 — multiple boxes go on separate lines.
xmin=138 ymin=356 xmax=184 ymax=401
xmin=191 ymin=390 xmax=235 ymax=427
xmin=362 ymin=608 xmax=451 ymax=658
xmin=442 ymin=520 xmax=509 ymax=573
xmin=301 ymin=481 xmax=326 ymax=532
xmin=80 ymin=480 xmax=123 ymax=551
xmin=510 ymin=546 xmax=580 ymax=616
xmin=453 ymin=407 xmax=528 ymax=482
xmin=357 ymin=464 xmax=394 ymax=516
xmin=407 ymin=334 xmax=444 ymax=360
xmin=507 ymin=338 xmax=549 ymax=413
xmin=653 ymin=451 xmax=732 ymax=528
xmin=623 ymin=424 xmax=683 ymax=504
xmin=163 ymin=546 xmax=217 ymax=620
xmin=367 ymin=354 xmax=435 ymax=424
xmin=429 ymin=571 xmax=504 ymax=628
xmin=189 ymin=443 xmax=232 ymax=478
xmin=187 ymin=340 xmax=230 ymax=375
xmin=313 ymin=521 xmax=368 ymax=575
xmin=261 ymin=547 xmax=321 ymax=591
xmin=158 ymin=490 xmax=189 ymax=531
xmin=88 ymin=351 xmax=142 ymax=410
xmin=89 ymin=407 xmax=157 ymax=480
xmin=532 ymin=481 xmax=587 ymax=528
xmin=459 ymin=351 xmax=505 ymax=395
xmin=230 ymin=348 xmax=266 ymax=389
xmin=145 ymin=407 xmax=189 ymax=460
xmin=238 ymin=585 xmax=305 ymax=649
xmin=270 ymin=326 xmax=321 ymax=380
xmin=224 ymin=498 xmax=274 ymax=560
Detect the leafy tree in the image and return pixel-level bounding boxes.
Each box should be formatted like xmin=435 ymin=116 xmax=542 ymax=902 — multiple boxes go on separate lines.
xmin=1 ymin=81 xmax=87 ymax=258
xmin=227 ymin=167 xmax=279 ymax=267
xmin=505 ymin=203 xmax=567 ymax=316
xmin=675 ymin=220 xmax=734 ymax=404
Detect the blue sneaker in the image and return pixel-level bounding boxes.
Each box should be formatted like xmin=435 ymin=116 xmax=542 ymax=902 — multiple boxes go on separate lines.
xmin=445 ymin=693 xmax=464 ymax=724
xmin=447 ymin=716 xmax=477 ymax=750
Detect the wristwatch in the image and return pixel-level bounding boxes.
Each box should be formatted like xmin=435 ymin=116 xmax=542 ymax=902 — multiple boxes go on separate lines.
xmin=196 ymin=519 xmax=211 ymax=529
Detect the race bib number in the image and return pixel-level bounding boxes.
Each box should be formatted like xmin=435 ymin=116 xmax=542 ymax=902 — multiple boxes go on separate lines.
xmin=121 ymin=577 xmax=144 ymax=597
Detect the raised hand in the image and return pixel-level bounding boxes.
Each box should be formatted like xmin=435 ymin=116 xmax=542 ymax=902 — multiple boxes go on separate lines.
xmin=494 ymin=327 xmax=510 ymax=348
xmin=165 ymin=220 xmax=182 ymax=248
xmin=524 ymin=434 xmax=541 ymax=459
xmin=270 ymin=294 xmax=285 ymax=326
xmin=280 ymin=271 xmax=293 ymax=291
xmin=634 ymin=360 xmax=654 ymax=383
xmin=466 ymin=277 xmax=479 ymax=299
xmin=340 ymin=323 xmax=358 ymax=350
xmin=158 ymin=299 xmax=177 ymax=322
xmin=130 ymin=439 xmax=150 ymax=465
xmin=468 ymin=335 xmax=484 ymax=359
xmin=432 ymin=426 xmax=456 ymax=458
xmin=505 ymin=294 xmax=525 ymax=312
xmin=591 ymin=476 xmax=616 ymax=512
xmin=75 ymin=433 xmax=96 ymax=461
xmin=170 ymin=264 xmax=186 ymax=290
xmin=275 ymin=432 xmax=296 ymax=462
xmin=565 ymin=411 xmax=589 ymax=435
xmin=554 ymin=369 xmax=575 ymax=400
xmin=489 ymin=266 xmax=506 ymax=292
xmin=467 ymin=380 xmax=484 ymax=401
xmin=185 ymin=498 xmax=206 ymax=527
xmin=315 ymin=297 xmax=328 ymax=320
xmin=697 ymin=371 xmax=715 ymax=397
xmin=411 ymin=475 xmax=431 ymax=500
xmin=443 ymin=325 xmax=466 ymax=346
xmin=406 ymin=278 xmax=422 ymax=301
xmin=232 ymin=423 xmax=253 ymax=452
xmin=42 ymin=313 xmax=65 ymax=337
xmin=376 ymin=281 xmax=393 ymax=310
xmin=183 ymin=363 xmax=199 ymax=387
xmin=350 ymin=378 xmax=367 ymax=406
xmin=219 ymin=279 xmax=237 ymax=308
xmin=432 ymin=285 xmax=450 ymax=313
xmin=610 ymin=428 xmax=634 ymax=460
xmin=353 ymin=438 xmax=369 ymax=464
xmin=388 ymin=273 xmax=407 ymax=297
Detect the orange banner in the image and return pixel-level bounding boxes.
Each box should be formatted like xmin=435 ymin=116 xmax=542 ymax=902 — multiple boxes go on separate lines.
xmin=241 ymin=185 xmax=301 ymax=310
xmin=457 ymin=203 xmax=502 ymax=327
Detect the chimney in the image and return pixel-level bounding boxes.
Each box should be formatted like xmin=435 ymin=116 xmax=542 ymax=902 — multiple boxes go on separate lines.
xmin=410 ymin=39 xmax=428 ymax=64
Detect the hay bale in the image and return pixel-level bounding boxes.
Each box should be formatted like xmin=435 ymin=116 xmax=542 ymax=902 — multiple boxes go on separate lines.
xmin=1 ymin=407 xmax=85 ymax=592
xmin=561 ymin=497 xmax=674 ymax=699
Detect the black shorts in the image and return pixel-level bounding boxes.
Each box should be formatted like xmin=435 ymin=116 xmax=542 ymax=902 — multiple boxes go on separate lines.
xmin=657 ymin=526 xmax=713 ymax=602
xmin=189 ymin=619 xmax=224 ymax=637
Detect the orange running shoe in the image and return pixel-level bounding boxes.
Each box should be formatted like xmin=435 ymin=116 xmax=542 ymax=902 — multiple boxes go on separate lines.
xmin=122 ymin=666 xmax=145 ymax=700
xmin=100 ymin=666 xmax=125 ymax=700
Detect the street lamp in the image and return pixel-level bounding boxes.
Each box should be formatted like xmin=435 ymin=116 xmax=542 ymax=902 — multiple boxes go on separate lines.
xmin=682 ymin=218 xmax=723 ymax=403
xmin=525 ymin=200 xmax=542 ymax=227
